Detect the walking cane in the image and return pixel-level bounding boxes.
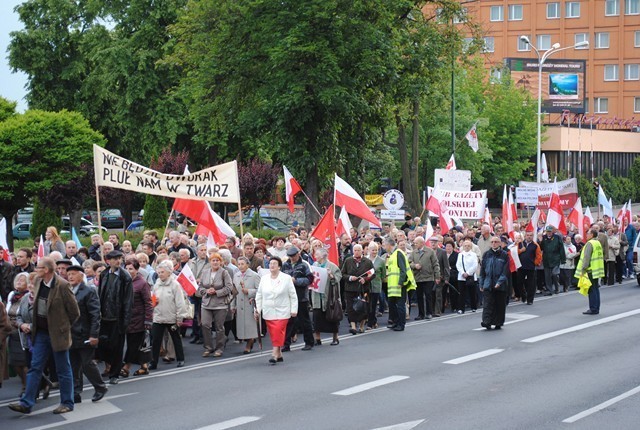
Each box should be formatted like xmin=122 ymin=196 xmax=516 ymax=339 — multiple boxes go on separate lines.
xmin=255 ymin=312 xmax=263 ymax=356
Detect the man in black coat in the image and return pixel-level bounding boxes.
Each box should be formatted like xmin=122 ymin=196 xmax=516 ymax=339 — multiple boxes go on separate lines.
xmin=282 ymin=246 xmax=314 ymax=351
xmin=67 ymin=265 xmax=108 ymax=403
xmin=98 ymin=250 xmax=133 ymax=385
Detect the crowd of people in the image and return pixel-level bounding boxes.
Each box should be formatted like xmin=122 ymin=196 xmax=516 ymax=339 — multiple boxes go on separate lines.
xmin=0 ymin=210 xmax=636 ymax=414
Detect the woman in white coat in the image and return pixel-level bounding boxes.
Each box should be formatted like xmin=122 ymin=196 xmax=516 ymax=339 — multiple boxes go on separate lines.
xmin=232 ymin=257 xmax=260 ymax=354
xmin=456 ymin=239 xmax=479 ymax=314
xmin=255 ymin=257 xmax=298 ymax=365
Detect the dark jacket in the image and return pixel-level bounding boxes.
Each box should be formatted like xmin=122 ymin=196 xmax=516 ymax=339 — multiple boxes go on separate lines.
xmin=31 ymin=275 xmax=80 ymax=352
xmin=447 ymin=251 xmax=459 ymax=282
xmin=71 ymin=282 xmax=101 ymax=349
xmin=479 ymin=248 xmax=509 ymax=292
xmin=518 ymin=240 xmax=539 ymax=271
xmin=98 ymin=266 xmax=133 ymax=333
xmin=341 ymin=256 xmax=375 ymax=294
xmin=282 ymin=258 xmax=314 ymax=302
xmin=0 ymin=260 xmax=13 ymax=302
xmin=541 ymin=233 xmax=566 ymax=268
xmin=127 ymin=274 xmax=153 ymax=333
xmin=435 ymin=247 xmax=451 ymax=284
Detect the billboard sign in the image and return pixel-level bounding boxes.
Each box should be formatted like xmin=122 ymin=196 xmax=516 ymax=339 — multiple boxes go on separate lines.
xmin=506 ymin=58 xmax=586 ymax=113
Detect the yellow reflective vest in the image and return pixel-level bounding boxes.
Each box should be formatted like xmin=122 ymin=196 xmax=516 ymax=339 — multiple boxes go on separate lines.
xmin=574 ymin=239 xmax=605 ymax=280
xmin=386 ymin=249 xmax=417 ymax=297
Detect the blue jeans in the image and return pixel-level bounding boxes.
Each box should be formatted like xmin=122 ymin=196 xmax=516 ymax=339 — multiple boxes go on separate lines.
xmin=588 ymin=277 xmax=601 ymax=313
xmin=625 ymin=249 xmax=634 ymax=277
xmin=21 ymin=331 xmax=74 ymax=410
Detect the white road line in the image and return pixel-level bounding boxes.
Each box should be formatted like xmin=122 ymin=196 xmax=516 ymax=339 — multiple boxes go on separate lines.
xmin=472 ymin=313 xmax=538 ymax=330
xmin=521 ymin=308 xmax=640 ymax=343
xmin=332 ymin=375 xmax=409 ymax=396
xmin=443 ymin=348 xmax=504 ymax=365
xmin=562 ymin=385 xmax=640 ymax=423
xmin=194 ymin=416 xmax=261 ymax=430
xmin=371 ymin=419 xmax=426 ymax=430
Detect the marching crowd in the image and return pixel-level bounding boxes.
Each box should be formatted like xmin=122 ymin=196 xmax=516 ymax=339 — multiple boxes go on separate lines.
xmin=0 ymin=211 xmax=637 ymax=414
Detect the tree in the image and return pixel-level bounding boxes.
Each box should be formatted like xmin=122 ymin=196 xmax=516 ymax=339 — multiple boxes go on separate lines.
xmin=142 ymin=195 xmax=168 ymax=230
xmin=0 ymin=97 xmax=17 ymax=122
xmin=0 ymin=109 xmax=105 ymax=245
xmin=578 ymin=176 xmax=597 ymax=208
xmin=30 ymin=197 xmax=63 ymax=240
xmin=238 ymin=159 xmax=280 ymax=227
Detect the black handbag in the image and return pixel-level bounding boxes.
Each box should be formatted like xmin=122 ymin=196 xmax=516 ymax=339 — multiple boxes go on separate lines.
xmin=462 ymin=255 xmax=476 ymax=288
xmin=138 ymin=330 xmax=153 ymax=364
xmin=325 ymin=279 xmax=344 ymax=323
xmin=352 ymin=284 xmax=369 ymax=317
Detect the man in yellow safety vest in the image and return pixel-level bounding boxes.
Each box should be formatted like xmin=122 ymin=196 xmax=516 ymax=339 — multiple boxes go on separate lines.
xmin=383 ymin=238 xmax=417 ymax=331
xmin=574 ymin=228 xmax=605 ymax=315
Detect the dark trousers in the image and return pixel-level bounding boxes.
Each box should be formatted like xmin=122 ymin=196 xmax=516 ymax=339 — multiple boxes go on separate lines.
xmin=588 ymin=275 xmax=600 ymax=312
xmin=70 ymin=347 xmax=107 ymax=396
xmin=482 ymin=288 xmax=507 ymax=327
xmin=224 ymin=315 xmax=238 ymax=340
xmin=459 ymin=278 xmax=477 ymax=312
xmin=190 ymin=296 xmax=202 ymax=339
xmin=99 ymin=321 xmax=125 ymax=379
xmin=388 ymin=290 xmax=407 ymax=328
xmin=415 ymin=281 xmax=434 ymax=317
xmin=448 ymin=279 xmax=460 ymax=312
xmin=285 ymin=301 xmax=313 ymax=347
xmin=519 ymin=269 xmax=536 ymax=304
xmin=560 ymin=268 xmax=575 ymax=291
xmin=151 ymin=323 xmax=184 ymax=364
xmin=615 ymin=256 xmax=625 ymax=283
xmin=368 ymin=292 xmax=380 ymax=327
xmin=606 ymin=261 xmax=616 ymax=286
xmin=124 ymin=331 xmax=145 ymax=364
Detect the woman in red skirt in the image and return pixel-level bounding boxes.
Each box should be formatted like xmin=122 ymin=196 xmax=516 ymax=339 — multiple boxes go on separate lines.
xmin=255 ymin=257 xmax=298 ymax=365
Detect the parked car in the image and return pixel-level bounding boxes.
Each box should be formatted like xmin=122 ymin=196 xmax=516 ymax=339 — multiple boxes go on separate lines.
xmin=82 ymin=210 xmax=93 ymax=222
xmin=239 ymin=216 xmax=290 ymax=233
xmin=125 ymin=219 xmax=195 ymax=236
xmin=12 ymin=222 xmax=32 ymax=240
xmin=16 ymin=207 xmax=34 ymax=223
xmin=61 ymin=216 xmax=107 ymax=236
xmin=101 ymin=208 xmax=125 ymax=228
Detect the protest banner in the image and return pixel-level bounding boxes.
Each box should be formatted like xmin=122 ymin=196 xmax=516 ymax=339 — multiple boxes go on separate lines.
xmin=427 ymin=187 xmax=486 ymax=219
xmin=518 ymin=178 xmax=578 ymax=210
xmin=309 ymin=266 xmax=328 ymax=294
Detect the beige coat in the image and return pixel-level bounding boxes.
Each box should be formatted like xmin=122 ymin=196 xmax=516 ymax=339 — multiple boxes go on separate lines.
xmin=199 ymin=267 xmax=234 ymax=310
xmin=231 ymin=269 xmax=260 ymax=339
xmin=152 ymin=276 xmax=189 ymax=324
xmin=408 ymin=247 xmax=440 ymax=282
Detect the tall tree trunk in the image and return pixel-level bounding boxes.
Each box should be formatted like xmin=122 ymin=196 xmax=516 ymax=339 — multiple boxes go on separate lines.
xmin=396 ymin=111 xmax=415 ymax=217
xmin=409 ymin=99 xmax=422 ymax=218
xmin=305 ymin=163 xmax=320 ymax=229
xmin=70 ymin=209 xmax=83 ymax=238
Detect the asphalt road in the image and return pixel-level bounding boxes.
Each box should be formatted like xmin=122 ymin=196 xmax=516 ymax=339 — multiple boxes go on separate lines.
xmin=2 ymin=280 xmax=640 ymax=430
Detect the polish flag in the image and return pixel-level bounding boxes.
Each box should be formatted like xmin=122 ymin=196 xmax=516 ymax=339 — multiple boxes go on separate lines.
xmin=310 ymin=204 xmax=339 ymax=266
xmin=583 ymin=206 xmax=594 ymax=234
xmin=525 ymin=208 xmax=541 ymax=242
xmin=426 ymin=189 xmax=454 ymax=235
xmin=626 ymin=199 xmax=633 ymax=225
xmin=424 ymin=218 xmax=435 ymax=241
xmin=176 ymin=263 xmax=198 ymax=296
xmin=567 ymin=197 xmax=585 ymax=238
xmin=545 ymin=180 xmax=567 ymax=235
xmin=336 ymin=207 xmax=353 ymax=238
xmin=502 ymin=186 xmax=515 ymax=240
xmin=334 ymin=174 xmax=381 ymax=227
xmin=193 ymin=207 xmax=236 ymax=245
xmin=283 ymin=165 xmax=302 ymax=213
xmin=508 ymin=244 xmax=522 ymax=272
xmin=38 ymin=235 xmax=45 ymax=261
xmin=616 ymin=201 xmax=627 ymax=227
xmin=445 ymin=154 xmax=456 ymax=170
xmin=0 ymin=219 xmax=11 ymax=263
xmin=482 ymin=207 xmax=493 ymax=233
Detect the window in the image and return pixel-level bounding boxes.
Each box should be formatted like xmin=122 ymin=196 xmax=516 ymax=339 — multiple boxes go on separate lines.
xmin=604 ymin=64 xmax=619 ymax=81
xmin=483 ymin=37 xmax=495 ymax=53
xmin=518 ymin=35 xmax=531 ymax=51
xmin=595 ymin=32 xmax=610 ymax=48
xmin=547 ymin=2 xmax=560 ymax=18
xmin=575 ymin=33 xmax=589 ymax=48
xmin=626 ymin=0 xmax=640 ymax=14
xmin=625 ymin=64 xmax=640 ymax=80
xmin=490 ymin=5 xmax=504 ymax=21
xmin=605 ymin=0 xmax=620 ymax=15
xmin=537 ymin=35 xmax=552 ymax=50
xmin=636 ymin=31 xmax=640 ymax=47
xmin=453 ymin=8 xmax=467 ymax=23
xmin=594 ymin=98 xmax=608 ymax=113
xmin=635 ymin=97 xmax=640 ymax=113
xmin=463 ymin=37 xmax=474 ymax=51
xmin=490 ymin=68 xmax=502 ymax=82
xmin=509 ymin=4 xmax=523 ymax=20
xmin=585 ymin=98 xmax=589 ymax=114
xmin=566 ymin=2 xmax=580 ymax=18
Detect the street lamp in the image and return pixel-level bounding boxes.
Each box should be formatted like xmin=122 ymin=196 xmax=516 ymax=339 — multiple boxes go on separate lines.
xmin=520 ymin=36 xmax=589 ymax=183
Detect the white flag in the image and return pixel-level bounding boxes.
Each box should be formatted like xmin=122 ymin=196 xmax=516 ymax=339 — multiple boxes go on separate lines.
xmin=465 ymin=123 xmax=479 ymax=152
xmin=540 ymin=153 xmax=549 ymax=183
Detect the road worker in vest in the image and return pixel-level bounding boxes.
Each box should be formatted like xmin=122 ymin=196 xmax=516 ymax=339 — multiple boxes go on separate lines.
xmin=574 ymin=228 xmax=605 ymax=315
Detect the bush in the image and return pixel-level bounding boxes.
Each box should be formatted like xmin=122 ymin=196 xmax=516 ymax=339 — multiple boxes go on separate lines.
xmin=30 ymin=198 xmax=62 ymax=239
xmin=143 ymin=195 xmax=168 ymax=230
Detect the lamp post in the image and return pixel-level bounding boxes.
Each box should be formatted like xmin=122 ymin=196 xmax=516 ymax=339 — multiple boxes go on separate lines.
xmin=519 ymin=36 xmax=589 ymax=183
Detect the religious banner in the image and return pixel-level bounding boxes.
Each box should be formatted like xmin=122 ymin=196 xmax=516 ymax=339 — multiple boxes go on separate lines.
xmin=93 ymin=145 xmax=239 ymax=203
xmin=309 ymin=265 xmax=328 ymax=295
xmin=518 ymin=178 xmax=578 ymax=210
xmin=427 ymin=187 xmax=487 ymax=219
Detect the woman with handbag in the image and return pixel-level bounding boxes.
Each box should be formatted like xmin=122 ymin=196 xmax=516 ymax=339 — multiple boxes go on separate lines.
xmin=456 ymin=239 xmax=479 ymax=314
xmin=255 ymin=257 xmax=298 ymax=365
xmin=121 ymin=258 xmax=153 ymax=376
xmin=198 ymin=253 xmax=234 ymax=358
xmin=149 ymin=260 xmax=189 ymax=369
xmin=231 ymin=257 xmax=260 ymax=354
xmin=311 ymin=247 xmax=342 ymax=346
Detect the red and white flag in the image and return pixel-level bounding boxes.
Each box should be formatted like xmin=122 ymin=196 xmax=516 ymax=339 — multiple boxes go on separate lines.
xmin=336 ymin=206 xmax=353 ymax=238
xmin=567 ymin=197 xmax=585 ymax=238
xmin=309 ymin=204 xmax=339 ymax=266
xmin=525 ymin=208 xmax=541 ymax=242
xmin=465 ymin=123 xmax=479 ymax=152
xmin=545 ymin=180 xmax=567 ymax=235
xmin=426 ymin=189 xmax=454 ymax=235
xmin=616 ymin=201 xmax=627 ymax=227
xmin=508 ymin=244 xmax=522 ymax=272
xmin=283 ymin=165 xmax=302 ymax=213
xmin=482 ymin=207 xmax=493 ymax=232
xmin=176 ymin=263 xmax=198 ymax=296
xmin=502 ymin=185 xmax=516 ymax=240
xmin=626 ymin=199 xmax=633 ymax=225
xmin=583 ymin=206 xmax=594 ymax=234
xmin=0 ymin=219 xmax=11 ymax=263
xmin=424 ymin=218 xmax=435 ymax=241
xmin=334 ymin=174 xmax=381 ymax=227
xmin=38 ymin=234 xmax=45 ymax=261
xmin=445 ymin=154 xmax=456 ymax=170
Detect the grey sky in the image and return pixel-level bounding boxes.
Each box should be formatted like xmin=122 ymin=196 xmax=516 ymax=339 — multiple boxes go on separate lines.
xmin=0 ymin=0 xmax=27 ymax=112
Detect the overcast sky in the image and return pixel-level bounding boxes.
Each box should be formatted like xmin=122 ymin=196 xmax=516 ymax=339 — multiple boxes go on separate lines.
xmin=0 ymin=0 xmax=28 ymax=112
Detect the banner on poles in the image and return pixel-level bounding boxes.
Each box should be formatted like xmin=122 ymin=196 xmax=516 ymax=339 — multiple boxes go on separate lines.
xmin=427 ymin=187 xmax=487 ymax=219
xmin=518 ymin=178 xmax=578 ymax=210
xmin=515 ymin=187 xmax=539 ymax=206
xmin=93 ymin=145 xmax=239 ymax=203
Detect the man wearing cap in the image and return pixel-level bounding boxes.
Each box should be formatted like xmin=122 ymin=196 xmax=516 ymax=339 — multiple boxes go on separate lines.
xmin=98 ymin=250 xmax=133 ymax=385
xmin=9 ymin=257 xmax=80 ymax=415
xmin=67 ymin=265 xmax=108 ymax=403
xmin=56 ymin=259 xmax=73 ymax=281
xmin=282 ymin=246 xmax=314 ymax=351
xmin=540 ymin=225 xmax=566 ymax=295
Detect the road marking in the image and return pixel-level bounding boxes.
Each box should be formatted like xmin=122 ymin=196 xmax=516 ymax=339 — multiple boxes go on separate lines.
xmin=521 ymin=308 xmax=640 ymax=343
xmin=443 ymin=348 xmax=504 ymax=365
xmin=22 ymin=393 xmax=136 ymax=430
xmin=562 ymin=384 xmax=640 ymax=423
xmin=371 ymin=419 xmax=426 ymax=430
xmin=194 ymin=416 xmax=261 ymax=430
xmin=472 ymin=313 xmax=538 ymax=330
xmin=332 ymin=375 xmax=409 ymax=396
